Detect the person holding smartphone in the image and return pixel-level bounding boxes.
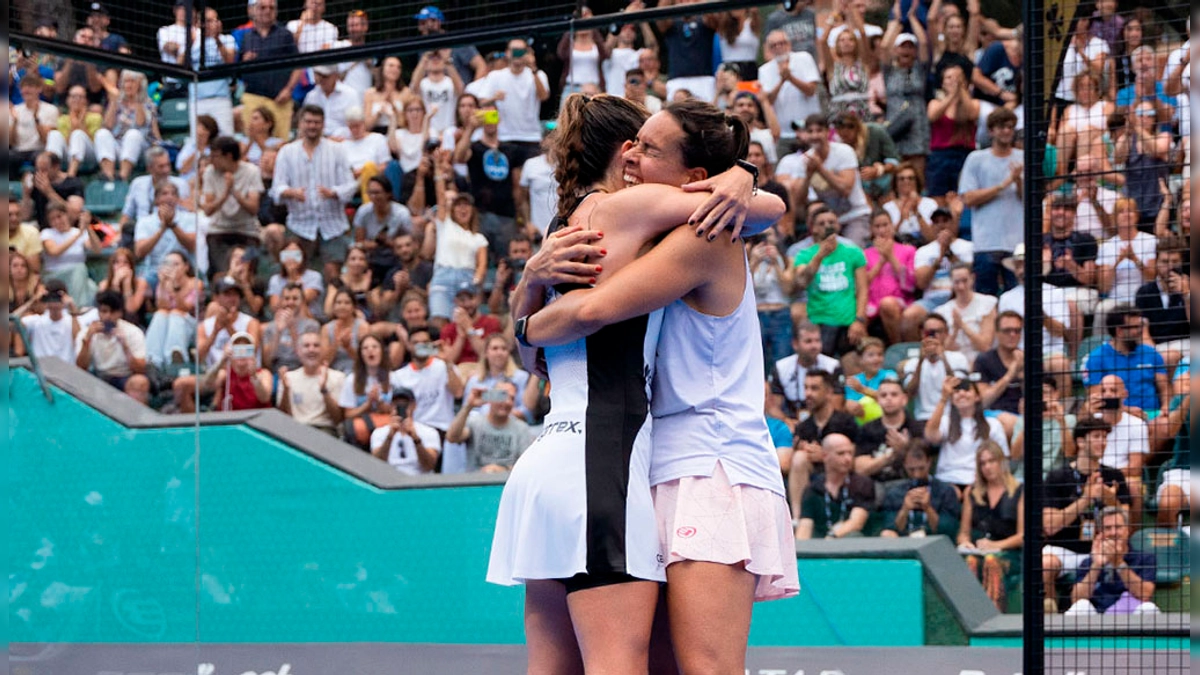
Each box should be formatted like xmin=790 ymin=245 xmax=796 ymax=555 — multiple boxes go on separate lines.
xmin=76 ymin=290 xmax=147 ymax=392
xmin=371 ymin=387 xmax=441 ymax=475
xmin=477 ymin=39 xmax=550 ymax=169
xmin=447 ymin=381 xmax=533 ymax=473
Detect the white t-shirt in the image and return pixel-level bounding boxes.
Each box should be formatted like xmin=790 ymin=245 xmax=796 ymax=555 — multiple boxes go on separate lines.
xmin=391 ymin=359 xmax=458 ymax=430
xmin=519 ymin=154 xmax=559 ymax=236
xmin=776 ymin=142 xmax=870 ymax=222
xmin=883 ymin=196 xmax=939 ymax=241
xmin=1102 ymin=412 xmax=1149 ymax=471
xmin=158 ymin=23 xmax=188 ymax=64
xmin=13 ymin=100 xmax=59 ymax=153
xmin=342 ymin=132 xmax=392 ymax=172
xmin=75 ymin=319 xmax=147 ymax=378
xmin=914 ymin=238 xmax=974 ymax=294
xmin=370 ymin=420 xmax=442 ymax=476
xmin=998 ymin=283 xmax=1072 ymax=356
xmin=903 ymin=351 xmax=971 ymax=420
xmin=934 ymin=293 xmax=999 ymax=367
xmin=277 ymin=368 xmax=347 ymax=428
xmin=756 ymin=52 xmax=821 ymax=139
xmin=934 ymin=414 xmax=1010 ymax=485
xmin=1055 ymin=36 xmax=1109 ymax=102
xmin=771 ymin=352 xmax=840 ymax=408
xmin=1164 ymin=41 xmax=1190 ymax=131
xmin=419 ymin=76 xmax=458 ymax=136
xmin=22 ymin=312 xmax=76 ymax=363
xmin=434 ymin=217 xmax=489 ymax=270
xmin=479 ymin=67 xmax=550 ymax=142
xmin=302 ymin=83 xmax=361 ymax=138
xmin=1074 ymin=187 xmax=1119 ymax=239
xmin=287 ymin=19 xmax=339 ymax=53
xmin=603 ymin=47 xmax=641 ymax=97
xmin=1096 ymin=232 xmax=1156 ymax=304
xmin=40 ymin=228 xmax=88 ymax=271
xmin=337 ymin=372 xmax=388 ymax=409
xmin=392 ymin=128 xmax=425 ymax=174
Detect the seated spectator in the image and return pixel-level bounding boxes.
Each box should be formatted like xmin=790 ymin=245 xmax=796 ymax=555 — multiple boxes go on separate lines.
xmin=1071 ymin=154 xmax=1118 ymax=239
xmin=998 ymin=244 xmax=1075 ymax=394
xmin=958 ymin=440 xmax=1025 ymax=612
xmin=287 ymin=0 xmax=339 ymax=53
xmin=75 ymin=289 xmax=147 ymax=392
xmin=1033 ymin=379 xmax=1075 ymax=479
xmin=370 ymin=387 xmax=441 ymax=475
xmin=925 ymin=65 xmax=979 ymax=203
xmin=23 ymin=151 xmax=84 ymax=229
xmin=1065 ymin=507 xmax=1158 ymax=616
xmin=119 ymin=147 xmax=192 ymax=243
xmin=1135 ymin=236 xmax=1189 ymax=368
xmin=392 ymin=325 xmax=465 ymax=442
xmin=96 ymin=247 xmax=149 ymax=323
xmin=189 ymin=7 xmax=238 ymax=136
xmin=844 ymin=337 xmax=896 ymax=419
xmin=371 ymin=233 xmax=433 ymax=320
xmin=201 ymin=136 xmax=265 ymax=278
xmin=903 ymin=312 xmax=969 ymax=422
xmin=95 ymin=70 xmax=160 ymax=183
xmin=1095 ymin=197 xmax=1157 ymax=333
xmin=222 ymin=246 xmax=267 ymax=317
xmin=240 ymin=107 xmax=284 ymax=171
xmin=277 ymin=329 xmax=347 ymax=435
xmin=391 ymin=294 xmax=432 ymax=363
xmin=1055 ymin=72 xmax=1113 ymax=174
xmin=303 ymin=65 xmax=360 ymax=141
xmin=863 ymin=210 xmax=916 ymax=343
xmin=788 ymin=370 xmax=860 ymax=521
xmin=176 ymin=115 xmax=218 ymax=183
xmin=793 ymin=207 xmax=868 ymax=357
xmin=422 ymin=153 xmax=489 ymax=327
xmin=779 ymin=115 xmax=873 ymax=246
xmin=463 ymin=334 xmax=533 ymax=422
xmin=925 ymin=376 xmax=1010 ymax=490
xmin=54 ymin=27 xmax=109 ymax=113
xmin=9 ymin=198 xmax=44 ymax=271
xmin=833 ymin=111 xmax=900 ymax=207
xmin=1084 ymin=306 xmax=1168 ymax=416
xmin=1085 ymin=374 xmax=1151 ymax=525
xmin=883 ymin=163 xmax=939 ymax=245
xmin=264 ymin=282 xmax=321 ymax=371
xmin=973 ymin=310 xmax=1024 ymax=416
xmin=749 ymin=228 xmax=796 ymax=367
xmin=621 ymin=67 xmax=662 ymax=115
xmin=486 ymin=233 xmax=535 ymax=320
xmin=16 ymin=280 xmax=79 ymax=363
xmin=325 ymin=246 xmax=374 ymax=320
xmin=8 ymin=251 xmax=45 ymax=316
xmin=972 ymin=31 xmax=1021 ymax=108
xmin=855 ymin=376 xmax=922 ymax=484
xmin=354 ymin=176 xmax=413 ymax=258
xmin=933 ymin=264 xmax=997 ymax=367
xmin=412 ymin=49 xmax=465 ymax=138
xmin=767 ymin=320 xmax=840 ymax=423
xmin=134 ymin=182 xmax=198 ymax=288
xmin=881 ymin=439 xmax=961 ymax=538
xmin=41 ymin=202 xmax=103 ymax=304
xmin=1043 ymin=191 xmax=1099 ymax=316
xmin=87 ymin=3 xmax=130 ymax=53
xmin=172 ymin=278 xmax=263 ymax=414
xmin=267 ymin=240 xmax=326 ymax=320
xmin=748 ymin=141 xmax=797 ymax=243
xmin=1041 ymin=416 xmax=1132 ymax=613
xmin=55 ymin=86 xmax=105 ymax=179
xmin=447 ymin=380 xmax=534 ymax=473
xmin=795 ymin=433 xmax=875 ymax=539
xmin=144 ymin=252 xmax=202 ymax=368
xmin=343 ymin=109 xmax=394 ymax=202
xmin=758 ymin=29 xmax=821 ymax=159
xmin=339 ymin=334 xmax=396 ymax=448
xmin=363 ymin=56 xmax=410 ymax=133
xmin=321 ymin=288 xmax=370 ymax=373
xmin=440 ymin=288 xmax=502 ymax=366
xmin=204 ymin=331 xmax=273 ymax=411
xmin=11 ymin=77 xmax=63 ymax=178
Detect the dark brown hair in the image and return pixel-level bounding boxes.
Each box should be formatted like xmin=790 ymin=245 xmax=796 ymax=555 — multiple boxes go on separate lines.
xmin=663 ymin=99 xmax=750 ymax=179
xmin=549 ymin=93 xmax=649 ymax=220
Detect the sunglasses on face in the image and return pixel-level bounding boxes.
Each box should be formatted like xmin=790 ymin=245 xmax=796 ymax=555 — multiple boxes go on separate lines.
xmin=626 ymin=78 xmax=643 ymax=86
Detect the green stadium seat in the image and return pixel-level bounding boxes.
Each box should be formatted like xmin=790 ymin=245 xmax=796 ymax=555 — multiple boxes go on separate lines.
xmin=159 ymin=97 xmax=190 ymax=132
xmin=1131 ymin=527 xmax=1189 ymax=586
xmin=884 ymin=341 xmax=921 ymax=373
xmin=9 ymin=180 xmax=23 ymax=202
xmin=85 ymin=179 xmax=129 ymax=217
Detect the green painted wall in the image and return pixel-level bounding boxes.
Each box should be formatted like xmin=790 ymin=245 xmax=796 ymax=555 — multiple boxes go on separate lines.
xmin=10 ymin=369 xmax=926 ymax=646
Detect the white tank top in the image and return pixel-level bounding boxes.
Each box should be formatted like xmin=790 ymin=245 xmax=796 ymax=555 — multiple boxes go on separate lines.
xmin=566 ymin=45 xmax=602 ymax=87
xmin=649 ymin=257 xmax=784 ymax=495
xmin=718 ymin=18 xmax=760 ymax=63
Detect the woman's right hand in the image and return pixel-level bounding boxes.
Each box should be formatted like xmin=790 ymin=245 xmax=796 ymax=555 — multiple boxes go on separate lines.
xmin=522 ymin=225 xmax=607 ymax=289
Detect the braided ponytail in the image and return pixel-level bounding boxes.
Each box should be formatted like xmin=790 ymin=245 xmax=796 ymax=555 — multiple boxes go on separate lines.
xmin=548 ymin=93 xmax=648 ymax=221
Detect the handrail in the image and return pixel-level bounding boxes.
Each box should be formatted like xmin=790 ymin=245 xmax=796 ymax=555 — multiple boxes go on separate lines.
xmin=8 ymin=317 xmax=54 ymax=403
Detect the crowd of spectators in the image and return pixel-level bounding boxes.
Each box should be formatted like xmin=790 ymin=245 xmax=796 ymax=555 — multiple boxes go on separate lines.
xmin=8 ymin=0 xmax=1191 ymax=614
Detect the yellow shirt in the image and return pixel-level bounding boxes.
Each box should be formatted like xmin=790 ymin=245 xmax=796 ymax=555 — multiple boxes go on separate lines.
xmin=10 ymin=222 xmax=44 ymax=261
xmin=56 ymin=112 xmax=104 ymax=139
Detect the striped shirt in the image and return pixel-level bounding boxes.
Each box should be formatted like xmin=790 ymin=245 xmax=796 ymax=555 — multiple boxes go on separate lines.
xmin=270 ymin=138 xmax=357 ymax=241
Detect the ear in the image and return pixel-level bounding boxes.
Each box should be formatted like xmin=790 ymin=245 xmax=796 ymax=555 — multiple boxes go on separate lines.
xmin=619 ymin=139 xmax=635 ymax=156
xmin=686 ymin=167 xmax=708 ymax=184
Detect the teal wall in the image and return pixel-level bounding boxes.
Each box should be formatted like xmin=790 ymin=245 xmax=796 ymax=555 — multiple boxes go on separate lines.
xmin=9 ymin=369 xmax=926 ymax=646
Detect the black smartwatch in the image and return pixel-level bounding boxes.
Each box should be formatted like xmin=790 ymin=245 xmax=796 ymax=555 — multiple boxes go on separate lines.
xmin=735 ymin=159 xmax=759 ymax=196
xmin=514 ymin=315 xmax=533 ymax=348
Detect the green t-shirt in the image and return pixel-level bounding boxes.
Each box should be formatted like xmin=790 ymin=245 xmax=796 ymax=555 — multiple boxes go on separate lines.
xmin=795 ymin=241 xmax=866 ymax=327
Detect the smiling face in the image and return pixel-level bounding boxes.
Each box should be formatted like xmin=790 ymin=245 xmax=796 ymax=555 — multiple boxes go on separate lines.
xmin=402 ymin=298 xmax=428 ymax=325
xmin=359 ymin=336 xmax=383 ymax=367
xmin=346 ymin=247 xmax=368 ymax=273
xmin=382 ymin=57 xmax=402 ymax=85
xmin=622 ymin=112 xmax=692 ymax=189
xmin=332 ymin=291 xmax=355 ymax=318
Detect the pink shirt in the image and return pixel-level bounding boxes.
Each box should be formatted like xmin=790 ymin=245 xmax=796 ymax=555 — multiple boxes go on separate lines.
xmin=865 ymin=243 xmax=917 ymax=315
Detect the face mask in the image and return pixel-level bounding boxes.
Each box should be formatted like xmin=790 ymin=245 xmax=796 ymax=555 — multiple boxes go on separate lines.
xmin=280 ymin=250 xmax=303 ymax=264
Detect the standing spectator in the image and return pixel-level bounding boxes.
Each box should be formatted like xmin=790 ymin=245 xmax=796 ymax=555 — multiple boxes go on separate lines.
xmin=715 ymin=9 xmax=760 ymax=75
xmin=928 ymin=0 xmax=981 ymax=105
xmin=1071 ymin=154 xmax=1118 ymax=239
xmin=391 ymin=325 xmax=466 ymax=441
xmin=413 ymin=6 xmax=488 ymax=85
xmin=1161 ymin=21 xmax=1189 ymax=133
xmin=1083 ymin=306 xmax=1168 ymax=416
xmin=422 ymin=152 xmax=489 ymax=326
xmin=201 ymin=136 xmax=264 ymax=278
xmin=118 ymin=148 xmax=192 ymax=243
xmin=819 ymin=5 xmax=873 ymax=123
xmin=602 ymin=1 xmax=658 ymax=97
xmin=1114 ymin=101 xmax=1173 ymax=227
xmin=190 ymin=7 xmax=238 ymax=137
xmin=1054 ymin=73 xmax=1113 ymax=176
xmin=795 ymin=433 xmax=875 ymax=539
xmin=878 ymin=3 xmax=931 ymax=177
xmin=336 ymin=10 xmax=375 ymax=96
xmin=933 ymin=264 xmax=997 ymax=368
xmin=764 ymin=0 xmax=819 ymax=64
xmin=925 ymin=375 xmax=1009 ymax=489
xmin=134 ymin=182 xmax=198 ymax=288
xmin=1115 ymin=47 xmax=1176 ymax=118
xmin=1044 ymin=191 xmax=1100 ymax=316
xmin=959 ymin=108 xmax=1023 ymax=295
xmin=1065 ymin=507 xmax=1158 ymax=616
xmin=239 ymin=0 xmax=302 ymax=140
xmin=267 ymin=240 xmax=325 ymax=318
xmin=16 ymin=280 xmax=79 ymax=363
xmin=53 ymin=27 xmax=108 ymax=111
xmin=793 ymin=207 xmax=868 ymax=357
xmin=902 ymin=313 xmax=969 ymax=423
xmin=264 ymin=282 xmax=321 ymax=371
xmin=75 ymin=289 xmax=147 ymax=392
xmin=1085 ymin=374 xmax=1152 ymax=524
xmin=363 ymin=57 xmax=410 ymax=133
xmin=95 ymin=70 xmax=160 ymax=183
xmin=388 ymin=94 xmax=434 ymax=175
xmin=303 ymin=65 xmax=361 ymax=140
xmin=1135 ymin=236 xmax=1189 ymax=365
xmin=557 ymin=8 xmax=609 ymax=100
xmin=271 ymin=105 xmax=358 ymax=282
xmin=973 ymin=310 xmax=1024 ymax=415
xmin=881 ymin=439 xmax=962 ymax=538
xmin=277 ymin=329 xmax=346 ymax=435
xmin=636 ymin=48 xmax=670 ymax=102
xmin=958 ymin=441 xmax=1025 ymax=611
xmin=175 ymin=115 xmax=217 ymax=183
xmin=972 ymin=31 xmax=1022 ymax=107
xmin=143 ymin=252 xmax=202 ymax=368
xmin=172 ymin=278 xmax=262 ymax=413
xmin=205 ymin=331 xmax=273 ymax=411
xmin=7 ymin=251 xmax=43 ymax=318
xmin=925 ymin=65 xmax=979 ymax=203
xmin=1054 ymin=14 xmax=1111 ymax=127
xmin=855 ymin=378 xmax=923 ymax=485
xmin=655 ymin=0 xmax=719 ymax=102
xmin=516 ymin=147 xmax=558 ymax=237
xmin=454 ymin=104 xmax=520 ymax=262
xmin=54 ymin=86 xmax=104 ymax=179
xmin=767 ymin=320 xmax=840 ymax=422
xmin=749 ymin=229 xmax=796 ymax=367
xmin=287 ymin=0 xmax=339 ymax=53
xmin=23 ymin=151 xmax=84 ymax=229
xmin=758 ymin=30 xmax=821 ymax=159
xmin=779 ymin=115 xmax=872 ymax=245
xmin=41 ymin=202 xmax=102 ymax=304
xmin=411 ymin=49 xmax=464 ymax=138
xmin=998 ymin=244 xmax=1075 ymax=396
xmin=440 ymin=288 xmax=502 ymax=366
xmin=486 ymin=234 xmax=534 ymax=320
xmin=241 ymin=107 xmax=284 ymax=171
xmin=370 ymin=387 xmax=441 ymax=475
xmin=447 ymin=381 xmax=534 ymax=472
xmin=1094 ymin=197 xmax=1157 ymax=331
xmin=1112 ymin=9 xmax=1151 ymax=93
xmin=158 ymin=1 xmax=190 ymax=66
xmin=788 ymin=370 xmax=860 ymax=521
xmin=10 ymin=77 xmax=62 ymax=177
xmin=477 ymin=39 xmax=550 ymax=168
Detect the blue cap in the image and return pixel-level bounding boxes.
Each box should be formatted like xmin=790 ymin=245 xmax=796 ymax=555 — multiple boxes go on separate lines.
xmin=413 ymin=6 xmax=444 ymax=21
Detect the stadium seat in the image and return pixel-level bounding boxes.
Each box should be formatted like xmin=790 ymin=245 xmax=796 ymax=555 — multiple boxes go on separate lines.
xmin=884 ymin=341 xmax=921 ymax=373
xmin=85 ymin=179 xmax=129 ymax=217
xmin=1130 ymin=527 xmax=1189 ymax=585
xmin=10 ymin=180 xmax=23 ymax=202
xmin=159 ymin=97 xmax=190 ymax=132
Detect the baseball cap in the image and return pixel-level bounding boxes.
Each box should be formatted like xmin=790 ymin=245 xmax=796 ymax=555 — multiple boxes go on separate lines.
xmin=89 ymin=2 xmax=108 ymax=14
xmin=1003 ymin=242 xmax=1026 ymax=272
xmin=313 ymin=64 xmax=338 ymax=76
xmin=1049 ymin=191 xmax=1078 ymax=209
xmin=413 ymin=6 xmax=445 ymax=21
xmin=895 ymin=33 xmax=918 ymax=47
xmin=215 ymin=277 xmax=243 ymax=296
xmin=392 ymin=386 xmax=417 ymax=402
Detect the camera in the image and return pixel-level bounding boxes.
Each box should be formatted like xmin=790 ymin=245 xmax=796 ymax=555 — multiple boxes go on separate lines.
xmin=482 ymin=388 xmax=509 ymax=403
xmin=43 ymin=290 xmax=65 ymax=303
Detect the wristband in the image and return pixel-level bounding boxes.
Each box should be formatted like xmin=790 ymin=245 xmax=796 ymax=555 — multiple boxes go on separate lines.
xmin=514 ymin=315 xmax=533 ymax=348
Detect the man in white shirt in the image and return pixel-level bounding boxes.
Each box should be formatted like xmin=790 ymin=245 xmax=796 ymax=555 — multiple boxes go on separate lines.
xmin=336 ymin=9 xmax=375 ymax=95
xmin=201 ymin=136 xmax=265 ymax=276
xmin=516 ymin=151 xmax=558 ymax=237
xmin=11 ymin=77 xmax=64 ymax=174
xmin=370 ymin=387 xmax=442 ymax=475
xmin=478 ymin=39 xmax=550 ymax=168
xmin=302 ymin=65 xmax=360 ymax=140
xmin=998 ymin=243 xmax=1075 ymax=395
xmin=767 ymin=321 xmax=840 ymax=423
xmin=277 ymin=329 xmax=346 ymax=435
xmin=1071 ymin=155 xmax=1117 ymax=239
xmin=158 ymin=1 xmax=189 ymax=65
xmin=777 ymin=114 xmax=872 ymax=246
xmin=75 ymin=289 xmax=148 ymax=392
xmin=902 ymin=313 xmax=969 ymax=423
xmin=758 ymin=29 xmax=820 ymax=157
xmin=390 ymin=326 xmax=465 ymax=436
xmin=17 ymin=280 xmax=79 ymax=363
xmin=133 ymin=181 xmax=198 ymax=287
xmin=1087 ymin=374 xmax=1151 ymax=523
xmin=287 ymin=0 xmax=339 ymax=53
xmin=119 ymin=147 xmax=192 ymax=241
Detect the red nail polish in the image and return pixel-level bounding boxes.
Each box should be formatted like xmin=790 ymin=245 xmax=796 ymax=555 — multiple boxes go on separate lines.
xmin=595 ymin=265 xmax=603 ymax=272
xmin=589 ymin=278 xmax=597 ymax=284
xmin=596 ymin=232 xmax=604 ymax=238
xmin=599 ymin=249 xmax=607 ymax=255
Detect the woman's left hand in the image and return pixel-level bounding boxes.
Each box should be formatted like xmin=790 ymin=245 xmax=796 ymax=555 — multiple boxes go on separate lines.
xmin=682 ymin=167 xmax=754 ymax=242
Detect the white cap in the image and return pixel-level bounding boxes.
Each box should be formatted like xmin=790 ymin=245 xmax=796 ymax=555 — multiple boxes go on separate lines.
xmin=895 ymin=33 xmax=918 ymax=47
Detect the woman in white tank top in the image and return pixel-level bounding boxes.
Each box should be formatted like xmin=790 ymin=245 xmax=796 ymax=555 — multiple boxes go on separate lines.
xmin=517 ymin=100 xmax=794 ymax=675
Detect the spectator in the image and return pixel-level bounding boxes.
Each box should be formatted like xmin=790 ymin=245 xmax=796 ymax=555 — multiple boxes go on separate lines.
xmin=1055 ymin=14 xmax=1111 ymax=125
xmin=440 ymin=288 xmax=502 ymax=366
xmin=75 ymin=289 xmax=147 ymax=392
xmin=934 ymin=263 xmax=997 ymax=367
xmin=925 ymin=375 xmax=1009 ymax=489
xmin=748 ymin=229 xmax=796 ymax=368
xmin=487 ymin=234 xmax=535 ymax=320
xmin=86 ymin=3 xmax=129 ymax=53
xmin=370 ymin=387 xmax=441 ymax=475
xmin=972 ymin=30 xmax=1022 ymax=107
xmin=817 ymin=4 xmax=873 ymax=122
xmin=463 ymin=334 xmax=532 ymax=419
xmin=388 ymin=93 xmax=434 ymax=175
xmin=1113 ymin=101 xmax=1173 ymax=228
xmin=321 ymin=288 xmax=370 ymax=373
xmin=204 ymin=331 xmax=273 ymax=411
xmin=354 ymin=175 xmax=412 ymax=270
xmin=903 ymin=313 xmax=969 ymax=422
xmin=41 ymin=202 xmax=102 ymax=304
xmin=788 ymin=370 xmax=860 ymax=521
xmin=557 ymin=8 xmax=610 ymax=100
xmin=793 ymin=207 xmax=868 ymax=357
xmin=973 ymin=310 xmax=1024 ymax=415
xmin=1044 ymin=191 xmax=1100 ymax=316
xmin=343 ymin=108 xmax=393 ymax=201
xmin=439 ymin=94 xmax=483 ymax=178
xmin=878 ymin=5 xmax=931 ymax=176
xmin=172 ymin=278 xmax=263 ymax=413
xmin=422 ymin=153 xmax=489 ymax=326
xmin=729 ymin=92 xmax=781 ymax=165
xmin=767 ymin=320 xmax=840 ymax=423
xmin=190 ymin=7 xmax=238 ymax=136
xmin=1112 ymin=9 xmax=1151 ymax=92
xmin=832 ymin=111 xmax=899 ymax=208
xmin=53 ymin=27 xmax=108 ymax=112
xmin=864 ymin=209 xmax=917 ymax=343
xmin=749 ymin=142 xmax=797 ymax=242
xmin=1088 ymin=0 xmax=1124 ymax=52
xmin=926 ymin=65 xmax=979 ymax=203
xmin=224 ymin=246 xmax=268 ymax=316
xmin=16 ymin=280 xmax=79 ymax=363
xmin=844 ymin=337 xmax=897 ymax=418
xmin=764 ymin=0 xmax=818 ymax=63
xmin=54 ymin=86 xmax=104 ymax=179
xmin=335 ymin=9 xmax=374 ymax=95
xmin=11 ymin=77 xmax=62 ymax=178
xmin=372 ymin=233 xmax=434 ymax=319
xmin=157 ymin=0 xmax=189 ymax=66
xmin=303 ymin=65 xmax=360 ymax=140
xmin=636 ymin=48 xmax=669 ymax=101
xmin=391 ymin=325 xmax=466 ymax=443
xmin=267 ymin=240 xmax=325 ymax=318
xmin=447 ymin=380 xmax=533 ymax=472
xmin=881 ymin=439 xmax=962 ymax=538
xmin=23 ymin=151 xmax=84 ymax=229
xmin=795 ymin=433 xmax=875 ymax=539
xmin=1054 ymin=73 xmax=1113 ymax=176
xmin=241 ymin=107 xmax=284 ymax=169
xmin=287 ymin=0 xmax=339 ymax=53
xmin=453 ymin=103 xmax=521 ymax=262
xmin=1071 ymin=154 xmax=1118 ymax=239
xmin=654 ymin=0 xmax=719 ymax=102
xmin=119 ymin=147 xmax=192 ymax=243
xmin=239 ymin=0 xmax=302 ymax=140
xmin=516 ymin=145 xmax=558 ymax=237
xmin=958 ymin=440 xmax=1025 ymax=611
xmin=1095 ymin=197 xmax=1157 ymax=331
xmin=1084 ymin=374 xmax=1151 ymax=524
xmin=603 ymin=1 xmax=657 ymax=97
xmin=277 ymin=329 xmax=346 ymax=435
xmin=339 ymin=334 xmax=395 ymax=448
xmin=1084 ymin=305 xmax=1168 ymax=415
xmin=95 ymin=70 xmax=160 ymax=183
xmin=8 ymin=251 xmax=44 ymax=315
xmin=264 ymin=281 xmax=321 ymax=371
xmin=176 ymin=115 xmax=217 ymax=183
xmin=619 ymin=67 xmax=662 ymax=115
xmin=959 ymin=108 xmax=1023 ymax=295
xmin=134 ymin=182 xmax=198 ymax=288
xmin=855 ymin=377 xmax=923 ymax=485
xmin=758 ymin=30 xmax=820 ymax=159
xmin=363 ymin=56 xmax=410 ymax=133
xmin=97 ymin=247 xmax=149 ymax=324
xmin=201 ymin=136 xmax=265 ymax=278
xmin=928 ymin=0 xmax=981 ymax=103
xmin=143 ymin=251 xmax=202 ymax=368
xmin=477 ymin=39 xmax=550 ymax=167
xmin=1065 ymin=506 xmax=1158 ymax=616
xmin=1115 ymin=46 xmax=1175 ymax=119
xmin=1161 ymin=20 xmax=1189 ymax=133
xmin=1135 ymin=236 xmax=1189 ymax=366
xmin=8 ymin=198 xmax=43 ymax=269
xmin=271 ymin=105 xmax=358 ymax=281
xmin=779 ymin=115 xmax=873 ymax=246
xmin=412 ymin=6 xmax=487 ymax=85
xmin=1036 ymin=379 xmax=1075 ymax=478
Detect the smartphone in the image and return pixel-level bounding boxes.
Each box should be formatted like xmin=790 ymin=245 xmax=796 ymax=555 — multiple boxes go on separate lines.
xmin=482 ymin=389 xmax=509 ymax=403
xmin=734 ymin=80 xmax=761 ymax=94
xmin=424 ymin=138 xmax=443 ymax=154
xmin=1101 ymin=397 xmax=1122 ymax=410
xmin=480 ymin=109 xmax=499 ymax=125
xmin=231 ymin=344 xmax=257 ymax=360
xmin=102 ymin=319 xmax=117 ymax=334
xmin=511 ymin=47 xmax=528 ymax=58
